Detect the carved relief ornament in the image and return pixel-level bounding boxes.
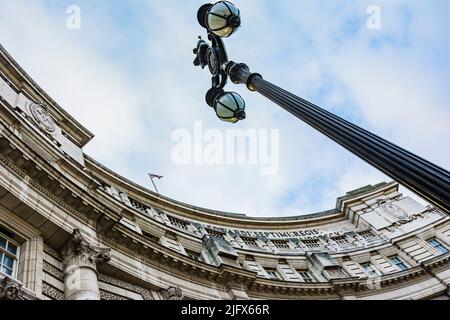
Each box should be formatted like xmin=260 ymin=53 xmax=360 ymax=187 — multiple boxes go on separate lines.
xmin=378 ymin=199 xmax=408 ymax=220
xmin=62 ymin=229 xmax=111 ymax=273
xmin=26 ymin=102 xmax=57 ymax=134
xmin=161 ymin=286 xmax=183 ymax=300
xmin=0 ymin=276 xmax=22 ymax=300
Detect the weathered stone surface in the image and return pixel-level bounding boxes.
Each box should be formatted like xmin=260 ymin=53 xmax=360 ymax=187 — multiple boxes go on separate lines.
xmin=61 ymin=229 xmax=111 ymax=300
xmin=0 ymin=276 xmax=22 ymax=300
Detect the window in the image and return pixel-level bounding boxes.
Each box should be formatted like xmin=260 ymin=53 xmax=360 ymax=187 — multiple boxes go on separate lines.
xmin=271 ymin=240 xmax=290 ymax=249
xmin=332 ymin=236 xmax=350 ymax=246
xmin=0 ymin=233 xmax=20 ymax=278
xmin=389 ymin=255 xmax=409 ymax=271
xmin=168 ymin=215 xmax=189 ymax=230
xmin=129 ymin=197 xmax=148 ymax=214
xmin=206 ymin=229 xmax=226 ymax=240
xmin=302 ymin=239 xmax=321 ymax=249
xmin=427 ymin=238 xmax=449 ymax=254
xmin=241 ymin=237 xmax=259 ymax=248
xmin=324 ymin=268 xmax=348 ymax=279
xmin=298 ymin=271 xmax=315 ymax=283
xmin=361 ymin=262 xmax=381 ymax=277
xmin=265 ymin=268 xmax=282 ymax=280
xmin=185 ymin=249 xmax=202 ymax=262
xmin=359 ymin=230 xmax=376 ymax=240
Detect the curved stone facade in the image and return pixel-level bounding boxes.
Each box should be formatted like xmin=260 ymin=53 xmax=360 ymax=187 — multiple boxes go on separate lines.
xmin=0 ymin=44 xmax=449 ymax=300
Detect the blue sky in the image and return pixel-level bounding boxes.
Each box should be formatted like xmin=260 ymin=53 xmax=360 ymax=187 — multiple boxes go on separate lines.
xmin=0 ymin=0 xmax=449 ymax=217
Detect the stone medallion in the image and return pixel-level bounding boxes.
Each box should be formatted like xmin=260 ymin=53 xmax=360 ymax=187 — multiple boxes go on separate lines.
xmin=27 ymin=102 xmax=56 ymax=134
xmin=379 ymin=199 xmax=408 ymax=220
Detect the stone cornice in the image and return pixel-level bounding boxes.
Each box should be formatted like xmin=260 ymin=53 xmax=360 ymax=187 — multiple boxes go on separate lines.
xmin=249 ymin=255 xmax=450 ymax=297
xmin=421 ymin=252 xmax=450 ymax=270
xmin=0 ymin=151 xmax=96 ymax=228
xmin=100 ymin=216 xmax=450 ymax=297
xmin=100 ymin=224 xmax=243 ymax=287
xmin=0 ymin=134 xmax=122 ymax=231
xmin=86 ymin=155 xmax=398 ymax=230
xmin=0 ymin=111 xmax=357 ymax=243
xmin=0 ymin=132 xmax=242 ymax=289
xmin=388 ymin=217 xmax=449 ymax=244
xmin=0 ymin=44 xmax=94 ymax=147
xmin=0 ymin=104 xmax=100 ymax=188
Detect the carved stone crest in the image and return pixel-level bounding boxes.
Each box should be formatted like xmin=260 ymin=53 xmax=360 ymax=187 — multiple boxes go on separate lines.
xmin=378 ymin=199 xmax=408 ymax=220
xmin=27 ymin=102 xmax=56 ymax=134
xmin=0 ymin=276 xmax=22 ymax=300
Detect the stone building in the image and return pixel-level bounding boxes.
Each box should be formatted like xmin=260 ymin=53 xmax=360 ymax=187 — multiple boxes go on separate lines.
xmin=0 ymin=44 xmax=449 ymax=300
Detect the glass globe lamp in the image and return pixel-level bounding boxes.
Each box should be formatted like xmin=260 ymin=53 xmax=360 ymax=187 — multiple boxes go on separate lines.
xmin=198 ymin=1 xmax=241 ymax=38
xmin=206 ymin=88 xmax=246 ymax=123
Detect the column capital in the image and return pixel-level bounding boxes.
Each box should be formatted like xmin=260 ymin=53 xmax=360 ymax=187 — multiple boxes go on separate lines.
xmin=62 ymin=229 xmax=111 ymax=273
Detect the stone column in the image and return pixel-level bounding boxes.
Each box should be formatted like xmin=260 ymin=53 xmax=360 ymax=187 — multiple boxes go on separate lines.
xmin=62 ymin=229 xmax=111 ymax=300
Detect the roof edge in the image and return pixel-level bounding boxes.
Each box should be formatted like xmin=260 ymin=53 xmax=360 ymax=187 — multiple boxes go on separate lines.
xmin=0 ymin=43 xmax=94 ymax=147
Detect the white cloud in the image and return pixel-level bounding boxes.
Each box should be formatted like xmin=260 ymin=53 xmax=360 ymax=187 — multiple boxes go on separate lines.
xmin=0 ymin=0 xmax=146 ymax=164
xmin=0 ymin=0 xmax=447 ymax=217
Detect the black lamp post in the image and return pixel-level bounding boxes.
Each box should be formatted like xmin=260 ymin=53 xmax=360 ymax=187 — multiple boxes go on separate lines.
xmin=193 ymin=1 xmax=450 ymax=213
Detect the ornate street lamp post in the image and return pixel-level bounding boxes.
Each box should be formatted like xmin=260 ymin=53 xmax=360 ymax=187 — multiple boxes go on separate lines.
xmin=193 ymin=1 xmax=450 ymax=213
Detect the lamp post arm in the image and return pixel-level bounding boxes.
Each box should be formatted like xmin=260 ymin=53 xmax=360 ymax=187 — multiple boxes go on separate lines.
xmin=225 ymin=62 xmax=450 ymax=213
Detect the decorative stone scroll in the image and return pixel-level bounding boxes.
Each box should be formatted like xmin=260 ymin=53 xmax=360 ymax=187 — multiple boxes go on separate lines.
xmin=62 ymin=229 xmax=111 ymax=273
xmin=160 ymin=286 xmax=183 ymax=300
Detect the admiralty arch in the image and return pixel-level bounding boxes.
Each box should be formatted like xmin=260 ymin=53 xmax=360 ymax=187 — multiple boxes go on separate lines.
xmin=0 ymin=44 xmax=449 ymax=301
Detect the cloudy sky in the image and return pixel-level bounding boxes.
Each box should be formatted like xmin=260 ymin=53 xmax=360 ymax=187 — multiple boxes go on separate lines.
xmin=0 ymin=0 xmax=448 ymax=217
